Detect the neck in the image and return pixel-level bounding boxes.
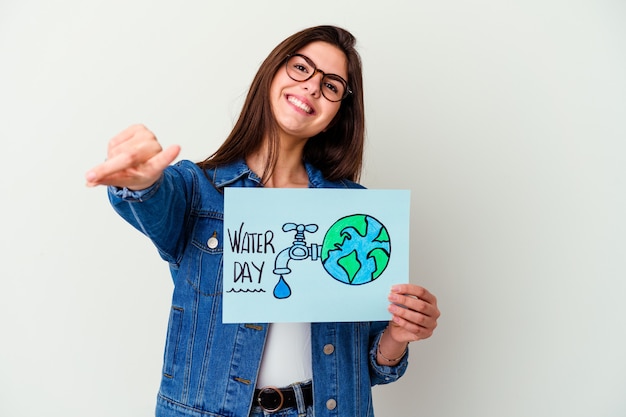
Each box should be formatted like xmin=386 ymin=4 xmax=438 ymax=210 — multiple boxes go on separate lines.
xmin=246 ymin=137 xmax=309 ymax=188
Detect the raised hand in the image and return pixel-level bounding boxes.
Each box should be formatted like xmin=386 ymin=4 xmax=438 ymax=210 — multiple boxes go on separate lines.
xmin=85 ymin=124 xmax=180 ymax=190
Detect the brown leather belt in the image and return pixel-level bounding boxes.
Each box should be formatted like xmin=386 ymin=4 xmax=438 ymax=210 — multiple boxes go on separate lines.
xmin=254 ymin=383 xmax=313 ymax=412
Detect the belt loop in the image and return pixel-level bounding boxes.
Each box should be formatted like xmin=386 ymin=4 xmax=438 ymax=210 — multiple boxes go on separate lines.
xmin=292 ymin=381 xmax=307 ymax=416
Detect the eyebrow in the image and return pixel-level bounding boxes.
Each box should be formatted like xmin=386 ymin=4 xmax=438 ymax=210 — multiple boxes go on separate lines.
xmin=299 ymin=53 xmax=348 ymax=82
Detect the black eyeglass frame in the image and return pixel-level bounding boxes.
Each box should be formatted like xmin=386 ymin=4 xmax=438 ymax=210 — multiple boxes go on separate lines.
xmin=284 ymin=53 xmax=353 ymax=102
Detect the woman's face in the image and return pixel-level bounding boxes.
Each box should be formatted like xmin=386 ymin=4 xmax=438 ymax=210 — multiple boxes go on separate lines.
xmin=269 ymin=41 xmax=348 ymax=144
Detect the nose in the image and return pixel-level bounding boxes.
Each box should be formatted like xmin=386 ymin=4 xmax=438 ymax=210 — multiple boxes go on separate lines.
xmin=302 ymin=70 xmax=324 ymax=98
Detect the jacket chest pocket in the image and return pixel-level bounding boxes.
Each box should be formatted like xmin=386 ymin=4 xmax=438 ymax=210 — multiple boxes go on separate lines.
xmin=186 ymin=215 xmax=224 ymax=297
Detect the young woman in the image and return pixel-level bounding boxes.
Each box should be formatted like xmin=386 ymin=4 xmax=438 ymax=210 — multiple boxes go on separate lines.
xmin=86 ymin=25 xmax=440 ymax=417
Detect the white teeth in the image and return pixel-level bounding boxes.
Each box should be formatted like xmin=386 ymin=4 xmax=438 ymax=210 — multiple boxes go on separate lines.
xmin=288 ymin=96 xmax=312 ymax=114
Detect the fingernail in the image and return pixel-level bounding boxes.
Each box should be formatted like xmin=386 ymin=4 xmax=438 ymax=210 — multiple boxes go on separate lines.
xmin=86 ymin=171 xmax=96 ymax=182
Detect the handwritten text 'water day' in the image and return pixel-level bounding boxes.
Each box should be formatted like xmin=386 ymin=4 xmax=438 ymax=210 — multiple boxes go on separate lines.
xmin=228 ymin=223 xmax=275 ymax=284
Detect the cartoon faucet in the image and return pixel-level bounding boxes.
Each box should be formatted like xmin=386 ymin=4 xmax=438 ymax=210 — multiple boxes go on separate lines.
xmin=272 ymin=223 xmax=322 ymax=299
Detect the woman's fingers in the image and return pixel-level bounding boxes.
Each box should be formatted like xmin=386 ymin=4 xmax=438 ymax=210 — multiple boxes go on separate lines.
xmin=86 ymin=144 xmax=180 ymax=188
xmin=85 ymin=125 xmax=180 ymax=189
xmin=387 ymin=283 xmax=440 ymax=342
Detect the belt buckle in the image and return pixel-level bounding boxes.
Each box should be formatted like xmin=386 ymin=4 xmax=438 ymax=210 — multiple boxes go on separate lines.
xmin=257 ymin=386 xmax=284 ymax=412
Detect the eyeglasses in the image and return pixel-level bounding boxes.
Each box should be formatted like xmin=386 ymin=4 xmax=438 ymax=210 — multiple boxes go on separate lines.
xmin=284 ymin=54 xmax=352 ymax=102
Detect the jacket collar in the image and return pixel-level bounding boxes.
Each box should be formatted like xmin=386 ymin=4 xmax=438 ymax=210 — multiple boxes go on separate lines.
xmin=210 ymin=159 xmax=329 ymax=189
xmin=210 ymin=159 xmax=261 ymax=188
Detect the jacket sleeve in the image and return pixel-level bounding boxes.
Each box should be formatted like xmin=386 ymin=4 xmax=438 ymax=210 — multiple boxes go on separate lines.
xmin=368 ymin=321 xmax=409 ymax=386
xmin=107 ymin=163 xmax=194 ymax=266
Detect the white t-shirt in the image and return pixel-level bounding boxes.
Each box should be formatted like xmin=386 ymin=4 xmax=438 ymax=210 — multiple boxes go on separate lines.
xmin=256 ymin=322 xmax=312 ymax=388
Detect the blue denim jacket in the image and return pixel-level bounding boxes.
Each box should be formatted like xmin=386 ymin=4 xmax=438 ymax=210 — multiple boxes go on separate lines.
xmin=109 ymin=160 xmax=408 ymax=417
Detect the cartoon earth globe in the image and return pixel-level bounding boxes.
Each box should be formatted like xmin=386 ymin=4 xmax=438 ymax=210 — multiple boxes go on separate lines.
xmin=321 ymin=214 xmax=391 ymax=285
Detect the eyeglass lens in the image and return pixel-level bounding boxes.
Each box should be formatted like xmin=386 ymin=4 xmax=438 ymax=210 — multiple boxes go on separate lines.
xmin=285 ymin=55 xmax=348 ymax=102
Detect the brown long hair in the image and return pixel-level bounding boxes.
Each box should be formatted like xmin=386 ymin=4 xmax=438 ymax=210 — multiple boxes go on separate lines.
xmin=197 ymin=25 xmax=365 ymax=182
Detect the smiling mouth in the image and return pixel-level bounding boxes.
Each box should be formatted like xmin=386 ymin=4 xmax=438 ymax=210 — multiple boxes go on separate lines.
xmin=287 ymin=96 xmax=313 ymax=114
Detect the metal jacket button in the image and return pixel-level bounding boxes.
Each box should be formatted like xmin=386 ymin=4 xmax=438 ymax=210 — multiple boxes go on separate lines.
xmin=326 ymin=399 xmax=337 ymax=410
xmin=207 ymin=232 xmax=218 ymax=249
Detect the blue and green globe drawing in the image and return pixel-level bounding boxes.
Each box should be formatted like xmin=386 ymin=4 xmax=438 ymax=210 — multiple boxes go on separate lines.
xmin=321 ymin=214 xmax=391 ymax=285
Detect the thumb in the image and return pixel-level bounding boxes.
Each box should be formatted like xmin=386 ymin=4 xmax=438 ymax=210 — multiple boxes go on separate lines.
xmin=153 ymin=144 xmax=182 ymax=169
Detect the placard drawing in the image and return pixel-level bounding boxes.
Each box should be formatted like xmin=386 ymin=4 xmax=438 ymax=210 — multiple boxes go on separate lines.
xmin=244 ymin=214 xmax=391 ymax=299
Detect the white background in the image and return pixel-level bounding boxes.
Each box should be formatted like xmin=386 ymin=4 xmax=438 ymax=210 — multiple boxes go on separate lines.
xmin=1 ymin=1 xmax=624 ymax=416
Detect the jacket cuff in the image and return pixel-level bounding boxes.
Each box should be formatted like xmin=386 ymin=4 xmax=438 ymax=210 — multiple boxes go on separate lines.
xmin=369 ymin=330 xmax=409 ymax=385
xmin=108 ymin=176 xmax=164 ymax=202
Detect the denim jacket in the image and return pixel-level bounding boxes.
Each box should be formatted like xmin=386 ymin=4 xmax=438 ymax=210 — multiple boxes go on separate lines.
xmin=109 ymin=160 xmax=408 ymax=417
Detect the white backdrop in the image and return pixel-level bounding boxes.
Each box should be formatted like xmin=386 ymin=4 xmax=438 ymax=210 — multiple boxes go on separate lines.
xmin=1 ymin=1 xmax=625 ymax=416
